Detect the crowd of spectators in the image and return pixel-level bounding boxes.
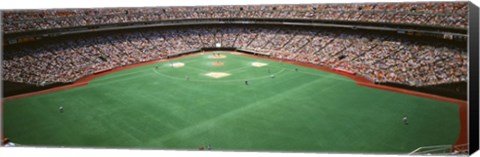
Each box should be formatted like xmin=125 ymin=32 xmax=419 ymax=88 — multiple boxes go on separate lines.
xmin=3 ymin=26 xmax=467 ymax=87
xmin=3 ymin=2 xmax=468 ymax=34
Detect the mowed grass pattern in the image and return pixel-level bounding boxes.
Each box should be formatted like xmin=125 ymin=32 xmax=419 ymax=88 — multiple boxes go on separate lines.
xmin=3 ymin=52 xmax=460 ymax=154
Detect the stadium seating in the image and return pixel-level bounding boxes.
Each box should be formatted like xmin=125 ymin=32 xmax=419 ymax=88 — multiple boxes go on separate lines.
xmin=2 ymin=26 xmax=467 ymax=87
xmin=2 ymin=2 xmax=468 ymax=33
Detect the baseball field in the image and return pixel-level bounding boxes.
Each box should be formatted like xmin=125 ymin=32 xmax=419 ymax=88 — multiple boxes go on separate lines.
xmin=2 ymin=51 xmax=461 ymax=154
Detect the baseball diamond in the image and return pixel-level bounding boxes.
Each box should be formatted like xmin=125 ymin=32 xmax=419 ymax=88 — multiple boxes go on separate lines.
xmin=3 ymin=51 xmax=461 ymax=153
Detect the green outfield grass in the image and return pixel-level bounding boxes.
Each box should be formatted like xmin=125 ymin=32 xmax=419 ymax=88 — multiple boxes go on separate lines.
xmin=3 ymin=51 xmax=460 ymax=154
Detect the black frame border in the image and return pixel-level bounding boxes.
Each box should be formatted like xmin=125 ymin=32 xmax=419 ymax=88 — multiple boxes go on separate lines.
xmin=468 ymin=1 xmax=479 ymax=155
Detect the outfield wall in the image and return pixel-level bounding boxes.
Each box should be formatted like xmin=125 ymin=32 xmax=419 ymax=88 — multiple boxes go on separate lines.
xmin=378 ymin=82 xmax=467 ymax=100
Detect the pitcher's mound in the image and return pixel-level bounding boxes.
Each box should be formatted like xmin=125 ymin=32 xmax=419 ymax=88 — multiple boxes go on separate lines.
xmin=212 ymin=61 xmax=225 ymax=66
xmin=205 ymin=72 xmax=231 ymax=79
xmin=209 ymin=55 xmax=227 ymax=59
xmin=252 ymin=62 xmax=267 ymax=67
xmin=171 ymin=62 xmax=185 ymax=68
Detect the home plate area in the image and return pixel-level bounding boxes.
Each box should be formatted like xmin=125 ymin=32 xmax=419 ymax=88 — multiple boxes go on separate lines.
xmin=205 ymin=72 xmax=231 ymax=79
xmin=251 ymin=62 xmax=268 ymax=67
xmin=171 ymin=62 xmax=185 ymax=68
